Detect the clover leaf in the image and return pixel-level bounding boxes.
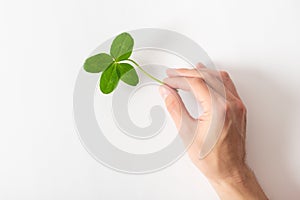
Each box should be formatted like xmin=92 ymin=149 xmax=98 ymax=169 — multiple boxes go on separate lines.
xmin=100 ymin=63 xmax=119 ymax=94
xmin=110 ymin=32 xmax=134 ymax=61
xmin=83 ymin=32 xmax=163 ymax=94
xmin=84 ymin=53 xmax=113 ymax=73
xmin=118 ymin=63 xmax=139 ymax=86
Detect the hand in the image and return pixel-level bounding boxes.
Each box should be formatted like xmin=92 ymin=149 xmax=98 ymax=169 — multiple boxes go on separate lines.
xmin=159 ymin=64 xmax=268 ymax=200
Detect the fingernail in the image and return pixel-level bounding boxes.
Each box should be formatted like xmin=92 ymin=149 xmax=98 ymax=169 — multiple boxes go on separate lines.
xmin=196 ymin=63 xmax=205 ymax=69
xmin=159 ymin=86 xmax=171 ymax=100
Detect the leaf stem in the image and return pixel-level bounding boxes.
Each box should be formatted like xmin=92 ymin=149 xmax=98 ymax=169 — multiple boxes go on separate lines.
xmin=127 ymin=59 xmax=164 ymax=85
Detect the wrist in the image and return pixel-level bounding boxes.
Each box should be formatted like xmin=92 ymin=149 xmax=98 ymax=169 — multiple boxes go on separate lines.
xmin=209 ymin=165 xmax=268 ymax=200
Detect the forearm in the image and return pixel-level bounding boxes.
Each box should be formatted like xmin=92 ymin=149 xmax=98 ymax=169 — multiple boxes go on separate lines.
xmin=209 ymin=166 xmax=268 ymax=200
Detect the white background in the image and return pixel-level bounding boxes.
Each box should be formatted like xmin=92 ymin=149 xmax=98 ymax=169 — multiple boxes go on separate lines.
xmin=1 ymin=0 xmax=300 ymax=199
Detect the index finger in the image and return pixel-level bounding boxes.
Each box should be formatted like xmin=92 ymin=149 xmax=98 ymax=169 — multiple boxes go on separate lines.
xmin=163 ymin=76 xmax=214 ymax=114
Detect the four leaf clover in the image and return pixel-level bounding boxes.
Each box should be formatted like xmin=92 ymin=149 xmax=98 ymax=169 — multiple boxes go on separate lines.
xmin=84 ymin=33 xmax=142 ymax=94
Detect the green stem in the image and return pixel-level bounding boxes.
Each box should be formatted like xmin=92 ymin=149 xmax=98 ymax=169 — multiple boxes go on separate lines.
xmin=127 ymin=59 xmax=164 ymax=85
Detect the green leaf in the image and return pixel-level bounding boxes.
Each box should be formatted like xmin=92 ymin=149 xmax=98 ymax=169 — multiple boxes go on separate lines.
xmin=118 ymin=63 xmax=139 ymax=86
xmin=100 ymin=63 xmax=120 ymax=94
xmin=84 ymin=53 xmax=113 ymax=73
xmin=110 ymin=32 xmax=134 ymax=61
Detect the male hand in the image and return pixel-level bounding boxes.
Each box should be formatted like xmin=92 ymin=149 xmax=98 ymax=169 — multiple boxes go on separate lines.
xmin=160 ymin=64 xmax=268 ymax=200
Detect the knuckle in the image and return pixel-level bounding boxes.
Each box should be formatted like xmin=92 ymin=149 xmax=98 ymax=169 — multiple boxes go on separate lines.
xmin=220 ymin=71 xmax=230 ymax=79
xmin=224 ymin=102 xmax=231 ymax=112
xmin=235 ymin=99 xmax=246 ymax=112
xmin=190 ymin=77 xmax=204 ymax=85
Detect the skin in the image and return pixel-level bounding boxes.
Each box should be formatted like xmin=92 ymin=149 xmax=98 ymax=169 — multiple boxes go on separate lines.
xmin=159 ymin=63 xmax=268 ymax=200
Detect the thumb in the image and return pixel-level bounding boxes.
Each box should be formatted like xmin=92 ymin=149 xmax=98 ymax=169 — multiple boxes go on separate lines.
xmin=159 ymin=85 xmax=194 ymax=130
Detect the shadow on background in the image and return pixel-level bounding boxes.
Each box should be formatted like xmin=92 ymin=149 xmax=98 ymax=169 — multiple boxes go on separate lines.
xmin=228 ymin=69 xmax=300 ymax=199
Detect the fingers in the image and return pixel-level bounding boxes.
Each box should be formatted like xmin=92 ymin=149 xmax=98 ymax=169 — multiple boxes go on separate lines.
xmin=166 ymin=69 xmax=227 ymax=99
xmin=218 ymin=71 xmax=240 ymax=98
xmin=159 ymin=85 xmax=194 ymax=130
xmin=197 ymin=63 xmax=240 ymax=98
xmin=167 ymin=68 xmax=223 ymax=87
xmin=167 ymin=65 xmax=222 ymax=82
xmin=163 ymin=76 xmax=213 ymax=114
xmin=166 ymin=68 xmax=206 ymax=79
xmin=166 ymin=65 xmax=240 ymax=100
